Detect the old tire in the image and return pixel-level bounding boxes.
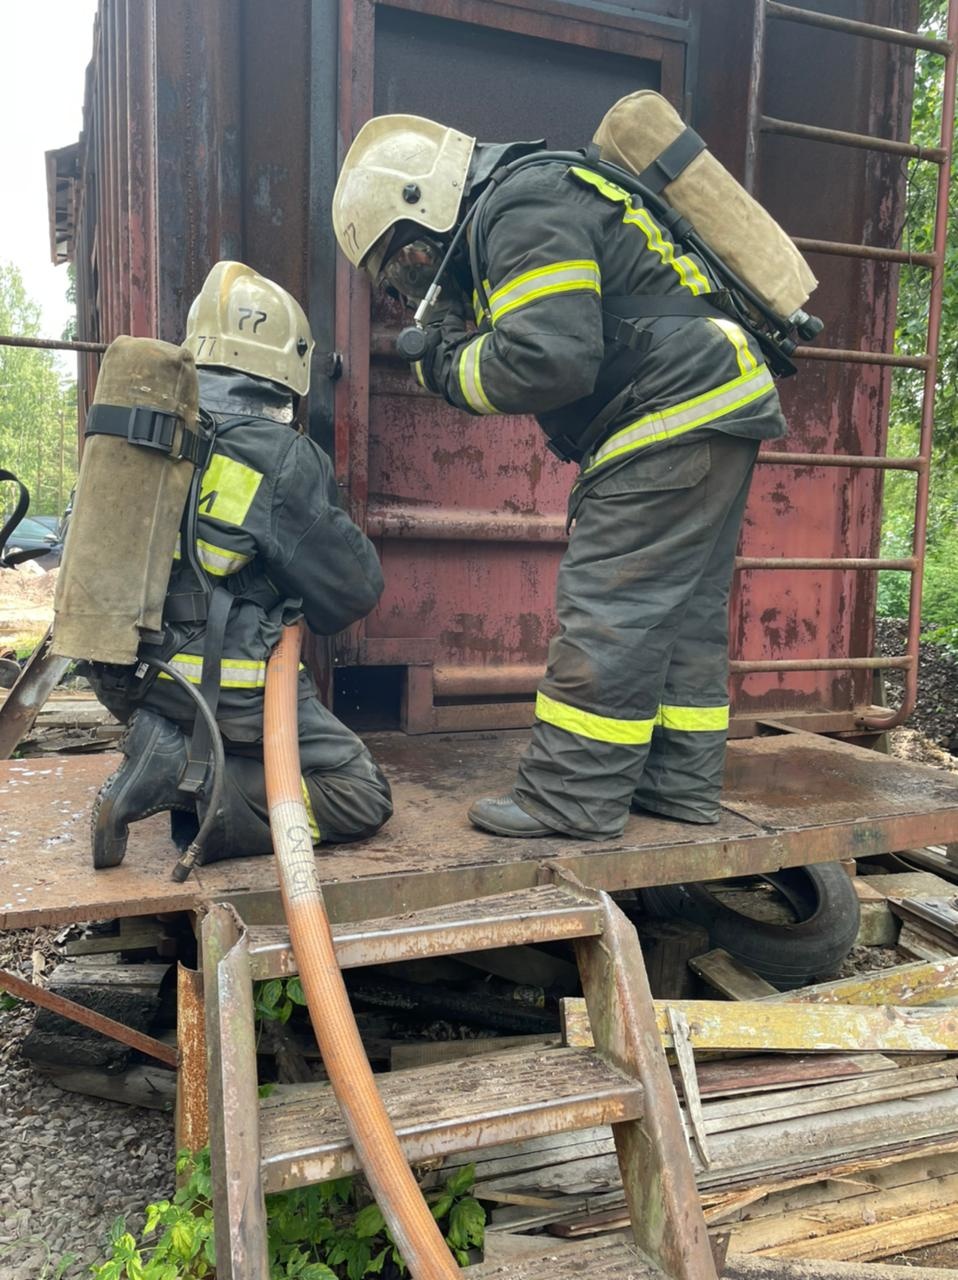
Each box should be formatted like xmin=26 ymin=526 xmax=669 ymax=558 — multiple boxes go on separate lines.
xmin=642 ymin=863 xmax=860 ymax=989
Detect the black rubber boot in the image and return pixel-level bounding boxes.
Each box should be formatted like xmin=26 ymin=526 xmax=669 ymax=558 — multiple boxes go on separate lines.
xmin=91 ymin=710 xmax=193 ymax=869
xmin=467 ymin=794 xmax=558 ymax=838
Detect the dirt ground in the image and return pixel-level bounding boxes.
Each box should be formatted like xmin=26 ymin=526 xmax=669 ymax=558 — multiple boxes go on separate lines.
xmin=0 ymin=563 xmax=55 ymax=655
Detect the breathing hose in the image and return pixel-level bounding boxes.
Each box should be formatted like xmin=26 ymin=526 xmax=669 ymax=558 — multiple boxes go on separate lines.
xmin=135 ymin=656 xmax=227 ymax=884
xmin=263 ymin=622 xmax=459 ymax=1280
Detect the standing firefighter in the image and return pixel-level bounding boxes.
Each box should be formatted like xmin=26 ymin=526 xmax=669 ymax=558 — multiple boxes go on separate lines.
xmin=86 ymin=262 xmax=392 ymax=867
xmin=332 ymin=111 xmax=794 ymax=841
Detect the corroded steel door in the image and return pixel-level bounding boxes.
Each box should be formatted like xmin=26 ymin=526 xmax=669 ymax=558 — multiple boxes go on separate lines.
xmin=332 ymin=0 xmax=916 ymax=735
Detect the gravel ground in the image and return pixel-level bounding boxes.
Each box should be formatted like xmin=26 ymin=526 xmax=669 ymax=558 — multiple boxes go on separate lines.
xmin=0 ymin=930 xmax=174 ymax=1279
xmin=876 ymin=617 xmax=958 ymax=747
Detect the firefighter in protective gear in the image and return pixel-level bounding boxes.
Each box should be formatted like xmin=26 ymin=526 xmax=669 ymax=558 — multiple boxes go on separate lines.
xmin=89 ymin=262 xmax=392 ymax=867
xmin=333 ymin=116 xmax=788 ymax=840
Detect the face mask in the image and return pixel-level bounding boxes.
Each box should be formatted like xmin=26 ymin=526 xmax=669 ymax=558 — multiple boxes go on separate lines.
xmin=380 ymin=239 xmax=445 ymax=303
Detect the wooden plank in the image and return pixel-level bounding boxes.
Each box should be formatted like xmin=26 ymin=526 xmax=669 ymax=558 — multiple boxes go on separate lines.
xmin=574 ymin=892 xmax=718 ymax=1280
xmin=726 ymin=1253 xmax=958 ymax=1280
xmin=767 ymin=957 xmax=958 ymax=1007
xmin=700 ymin=1063 xmax=957 ymax=1135
xmin=900 ymin=846 xmax=958 ymax=884
xmin=696 ymin=1094 xmax=958 ymax=1185
xmin=728 ymin=1170 xmax=958 ymax=1256
xmin=757 ymin=1204 xmax=958 ymax=1262
xmin=889 ymin=896 xmax=958 ymax=939
xmin=259 ymin=1046 xmax=642 ymax=1194
xmin=562 ymin=996 xmax=958 ymax=1052
xmin=202 ymin=905 xmax=269 ymax=1280
xmin=667 ymin=1006 xmax=711 ymax=1165
xmin=897 ymin=924 xmax=954 ymax=962
xmin=390 ymin=1033 xmax=560 ymax=1071
xmin=689 ymin=950 xmax=779 ymax=1000
xmin=692 ymin=1055 xmax=899 ymax=1097
xmin=42 ymin=1062 xmax=175 ymax=1110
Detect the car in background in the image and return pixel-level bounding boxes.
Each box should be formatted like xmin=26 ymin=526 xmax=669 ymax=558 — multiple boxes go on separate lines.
xmin=3 ymin=516 xmax=63 ymax=568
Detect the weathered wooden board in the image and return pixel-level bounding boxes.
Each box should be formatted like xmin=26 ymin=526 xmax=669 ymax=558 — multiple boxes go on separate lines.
xmin=562 ymin=996 xmax=958 ymax=1053
xmin=767 ymin=957 xmax=958 ymax=1007
xmin=690 ymin=950 xmax=779 ymax=1000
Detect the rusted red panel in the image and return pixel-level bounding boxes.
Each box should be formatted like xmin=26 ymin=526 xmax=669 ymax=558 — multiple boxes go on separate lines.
xmin=66 ymin=0 xmax=930 ymax=734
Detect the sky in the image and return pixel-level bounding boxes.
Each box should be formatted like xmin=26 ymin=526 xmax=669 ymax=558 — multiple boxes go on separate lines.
xmin=0 ymin=1 xmax=99 ymax=338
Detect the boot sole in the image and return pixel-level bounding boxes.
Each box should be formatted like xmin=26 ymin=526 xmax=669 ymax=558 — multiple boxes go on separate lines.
xmin=467 ymin=808 xmax=555 ymax=839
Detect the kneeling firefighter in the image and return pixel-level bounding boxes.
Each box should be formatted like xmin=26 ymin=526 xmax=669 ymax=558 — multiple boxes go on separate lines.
xmin=332 ymin=96 xmax=817 ymax=840
xmin=58 ymin=262 xmax=392 ymax=868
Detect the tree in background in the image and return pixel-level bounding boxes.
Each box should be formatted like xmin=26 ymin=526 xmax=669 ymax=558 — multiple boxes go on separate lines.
xmin=0 ymin=261 xmax=78 ymax=520
xmin=878 ymin=0 xmax=958 ymax=634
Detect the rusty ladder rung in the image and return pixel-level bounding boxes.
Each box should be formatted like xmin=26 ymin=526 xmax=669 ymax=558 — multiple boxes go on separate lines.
xmin=735 ymin=557 xmax=916 ymax=572
xmin=792 ymin=237 xmax=939 ymax=269
xmin=757 ymin=452 xmax=926 ymax=471
xmin=731 ymin=656 xmax=914 ymax=674
xmin=766 ymin=2 xmax=953 ymax=55
xmin=795 ymin=347 xmax=931 ymax=369
xmin=761 ymin=115 xmax=948 ymax=163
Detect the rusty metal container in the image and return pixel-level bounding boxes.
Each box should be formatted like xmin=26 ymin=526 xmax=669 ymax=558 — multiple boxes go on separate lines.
xmin=60 ymin=0 xmax=923 ymax=737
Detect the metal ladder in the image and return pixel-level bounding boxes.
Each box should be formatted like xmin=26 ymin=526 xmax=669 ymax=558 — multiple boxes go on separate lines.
xmin=733 ymin=0 xmax=958 ymax=729
xmin=202 ymin=877 xmax=719 ymax=1280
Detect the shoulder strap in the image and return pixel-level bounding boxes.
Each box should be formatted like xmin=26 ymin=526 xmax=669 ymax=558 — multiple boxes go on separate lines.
xmin=637 ymin=127 xmax=707 ymax=196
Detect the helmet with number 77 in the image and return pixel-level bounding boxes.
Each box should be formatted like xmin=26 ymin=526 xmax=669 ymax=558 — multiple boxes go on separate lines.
xmin=183 ymin=261 xmax=315 ymax=398
xmin=332 ymin=115 xmax=476 ymax=280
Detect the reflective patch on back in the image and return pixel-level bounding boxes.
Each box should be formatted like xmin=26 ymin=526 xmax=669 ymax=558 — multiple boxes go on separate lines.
xmin=198 ymin=454 xmax=263 ymax=527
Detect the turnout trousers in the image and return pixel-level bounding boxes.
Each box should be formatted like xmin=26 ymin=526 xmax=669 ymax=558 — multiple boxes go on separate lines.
xmin=514 ymin=433 xmax=760 ymax=839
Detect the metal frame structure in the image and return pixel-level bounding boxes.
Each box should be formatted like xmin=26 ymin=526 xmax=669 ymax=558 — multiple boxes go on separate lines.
xmin=742 ymin=0 xmax=958 ymax=729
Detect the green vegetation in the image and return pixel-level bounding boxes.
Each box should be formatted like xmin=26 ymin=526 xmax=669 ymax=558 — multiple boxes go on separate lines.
xmin=0 ymin=261 xmax=77 ymax=521
xmin=90 ymin=1149 xmax=485 ymax=1279
xmin=877 ymin=0 xmax=958 ymax=642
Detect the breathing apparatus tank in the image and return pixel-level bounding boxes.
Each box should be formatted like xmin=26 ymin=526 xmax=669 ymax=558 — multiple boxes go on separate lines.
xmin=593 ymin=91 xmax=819 ymax=332
xmin=52 ymin=336 xmax=202 ymax=665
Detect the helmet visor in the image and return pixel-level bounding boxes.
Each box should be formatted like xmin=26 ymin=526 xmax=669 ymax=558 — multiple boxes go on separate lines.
xmin=380 ymin=239 xmax=445 ymax=303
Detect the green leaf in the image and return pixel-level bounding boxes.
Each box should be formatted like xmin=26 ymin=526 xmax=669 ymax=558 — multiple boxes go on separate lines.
xmin=287 ymin=978 xmax=307 ymax=1005
xmin=170 ymin=1217 xmax=197 ymax=1259
xmin=0 ymin=993 xmax=20 ymax=1012
xmin=444 ymin=1163 xmax=476 ymax=1197
xmin=300 ymin=1267 xmax=338 ymax=1280
xmin=428 ymin=1193 xmax=453 ymax=1222
xmin=446 ymin=1197 xmax=485 ymax=1251
xmin=259 ymin=1082 xmax=277 ymax=1099
xmin=353 ymin=1203 xmax=385 ymax=1239
xmin=258 ymin=977 xmax=280 ymax=1008
xmin=365 ymin=1246 xmax=390 ymax=1276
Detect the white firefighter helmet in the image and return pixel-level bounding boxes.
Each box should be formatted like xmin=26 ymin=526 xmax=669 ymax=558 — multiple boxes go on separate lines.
xmin=332 ymin=115 xmax=476 ymax=279
xmin=184 ymin=261 xmax=315 ymax=398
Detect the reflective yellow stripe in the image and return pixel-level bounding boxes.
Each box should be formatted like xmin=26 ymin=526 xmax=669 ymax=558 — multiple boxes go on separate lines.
xmin=195 ymin=538 xmax=252 ymax=577
xmin=569 ymin=165 xmax=709 ymax=297
xmin=623 ymin=208 xmax=710 ymax=296
xmin=570 ymin=167 xmax=632 ymax=203
xmin=301 ymin=778 xmax=321 ymax=842
xmin=156 ymin=653 xmax=267 ymax=690
xmin=458 ymin=334 xmax=498 ymax=414
xmin=413 ymin=361 xmax=426 ymax=388
xmin=709 ymin=317 xmax=757 ymax=376
xmin=584 ymin=365 xmax=775 ymax=475
xmin=536 ymin=691 xmax=656 ymax=745
xmin=198 ymin=454 xmax=263 ymax=527
xmin=657 ymin=704 xmax=730 ymax=732
xmin=488 ymin=260 xmax=601 ymax=323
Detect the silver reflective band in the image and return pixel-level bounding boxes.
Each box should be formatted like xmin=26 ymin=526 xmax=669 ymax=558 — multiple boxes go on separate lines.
xmin=585 ymin=365 xmax=776 ymax=474
xmin=488 ymin=260 xmax=601 ymax=324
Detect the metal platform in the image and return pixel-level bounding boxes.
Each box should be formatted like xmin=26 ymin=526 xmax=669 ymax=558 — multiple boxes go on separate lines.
xmin=2 ymin=730 xmax=958 ymax=930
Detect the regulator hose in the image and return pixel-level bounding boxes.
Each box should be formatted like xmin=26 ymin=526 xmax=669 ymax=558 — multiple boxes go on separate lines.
xmin=263 ymin=622 xmax=459 ymax=1280
xmin=137 ymin=656 xmax=227 ymax=884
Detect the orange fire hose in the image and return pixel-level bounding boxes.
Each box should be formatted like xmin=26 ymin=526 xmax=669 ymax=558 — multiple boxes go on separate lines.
xmin=263 ymin=622 xmax=459 ymax=1280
